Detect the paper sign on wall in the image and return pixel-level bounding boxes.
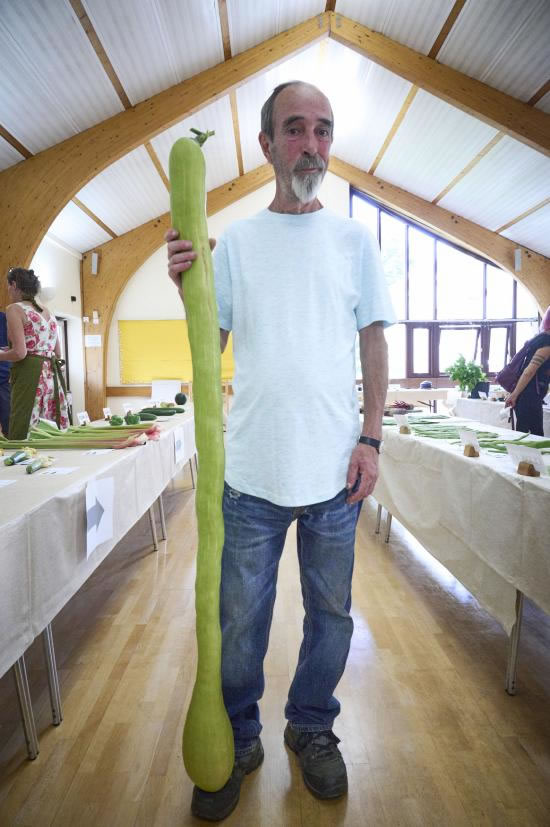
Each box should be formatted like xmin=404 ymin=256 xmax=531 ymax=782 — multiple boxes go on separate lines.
xmin=86 ymin=477 xmax=114 ymax=558
xmin=84 ymin=334 xmax=102 ymax=348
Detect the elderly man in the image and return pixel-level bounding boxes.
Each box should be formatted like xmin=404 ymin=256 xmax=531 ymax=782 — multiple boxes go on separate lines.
xmin=167 ymin=80 xmax=395 ymax=821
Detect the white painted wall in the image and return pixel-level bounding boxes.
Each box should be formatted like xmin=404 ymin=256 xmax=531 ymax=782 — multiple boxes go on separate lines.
xmin=30 ymin=234 xmax=85 ymax=418
xmin=106 ymin=171 xmax=350 ymax=412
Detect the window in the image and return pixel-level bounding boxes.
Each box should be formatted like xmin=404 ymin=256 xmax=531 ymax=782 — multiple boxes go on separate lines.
xmin=408 ymin=227 xmax=434 ymax=320
xmin=380 ymin=212 xmax=406 ymax=320
xmin=350 ymin=188 xmax=539 ymax=380
xmin=436 ymin=242 xmax=483 ymax=320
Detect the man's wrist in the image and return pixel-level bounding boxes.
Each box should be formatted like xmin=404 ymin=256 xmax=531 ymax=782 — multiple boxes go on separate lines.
xmin=358 ymin=436 xmax=381 ymax=453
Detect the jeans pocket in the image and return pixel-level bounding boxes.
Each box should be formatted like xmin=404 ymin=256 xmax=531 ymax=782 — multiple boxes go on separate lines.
xmin=224 ymin=482 xmax=242 ymax=500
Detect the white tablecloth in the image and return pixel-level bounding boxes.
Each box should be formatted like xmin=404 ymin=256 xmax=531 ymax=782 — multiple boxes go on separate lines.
xmin=0 ymin=411 xmax=196 ymax=678
xmin=455 ymin=396 xmax=550 ymax=437
xmin=374 ymin=419 xmax=550 ymax=634
xmin=385 ymin=388 xmax=450 ymax=405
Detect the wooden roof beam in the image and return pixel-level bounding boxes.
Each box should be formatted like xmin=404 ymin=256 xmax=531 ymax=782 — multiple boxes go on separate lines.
xmin=329 ymin=157 xmax=550 ymax=312
xmin=328 ymin=12 xmax=550 ymax=157
xmin=0 ymin=14 xmax=328 ymax=304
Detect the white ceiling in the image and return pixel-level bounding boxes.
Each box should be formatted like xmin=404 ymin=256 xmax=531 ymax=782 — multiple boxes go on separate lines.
xmin=0 ymin=0 xmax=549 ymax=259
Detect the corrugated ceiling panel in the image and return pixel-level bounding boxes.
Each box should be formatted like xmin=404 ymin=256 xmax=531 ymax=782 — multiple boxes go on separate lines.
xmin=0 ymin=0 xmax=123 ymax=154
xmin=238 ymin=40 xmax=412 ymax=173
xmin=335 ymin=0 xmax=457 ymax=53
xmin=151 ymin=97 xmax=239 ymax=191
xmin=375 ymin=91 xmax=499 ymax=202
xmin=75 ymin=147 xmax=170 ymax=236
xmin=227 ymin=0 xmax=325 ymax=56
xmin=437 ymin=0 xmax=550 ymax=101
xmin=438 ymin=137 xmax=550 ymax=232
xmin=0 ymin=138 xmax=24 ymax=171
xmin=83 ymin=0 xmax=224 ymax=105
xmin=48 ymin=202 xmax=112 ymax=254
xmin=500 ymin=204 xmax=550 ymax=259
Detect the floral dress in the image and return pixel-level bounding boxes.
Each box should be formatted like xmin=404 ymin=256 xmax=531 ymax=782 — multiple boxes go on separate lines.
xmin=18 ymin=302 xmax=69 ymax=430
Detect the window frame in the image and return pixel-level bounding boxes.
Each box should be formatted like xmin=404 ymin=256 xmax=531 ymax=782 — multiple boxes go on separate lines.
xmin=350 ymin=187 xmax=539 ymax=381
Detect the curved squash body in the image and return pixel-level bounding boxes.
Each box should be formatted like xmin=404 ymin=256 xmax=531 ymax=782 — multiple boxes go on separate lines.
xmin=169 ymin=136 xmax=234 ymax=791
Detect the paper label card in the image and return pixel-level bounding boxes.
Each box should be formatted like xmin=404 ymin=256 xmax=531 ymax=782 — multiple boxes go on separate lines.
xmin=86 ymin=477 xmax=114 ymax=558
xmin=102 ymin=407 xmax=111 ymax=419
xmin=506 ymin=444 xmax=547 ymax=475
xmin=40 ymin=466 xmax=78 ymax=476
xmin=459 ymin=429 xmax=480 ymax=451
xmin=478 ymin=391 xmax=488 ymax=399
xmin=0 ymin=479 xmax=16 ymax=487
xmin=173 ymin=426 xmax=185 ymax=465
xmin=84 ymin=334 xmax=101 ymax=348
xmin=77 ymin=411 xmax=91 ymax=425
xmin=393 ymin=413 xmax=409 ymax=427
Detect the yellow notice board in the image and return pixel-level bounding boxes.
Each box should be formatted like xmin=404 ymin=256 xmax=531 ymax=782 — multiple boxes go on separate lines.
xmin=118 ymin=320 xmax=234 ymax=383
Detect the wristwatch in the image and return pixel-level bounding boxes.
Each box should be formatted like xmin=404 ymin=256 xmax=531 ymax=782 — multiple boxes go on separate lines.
xmin=358 ymin=436 xmax=381 ymax=453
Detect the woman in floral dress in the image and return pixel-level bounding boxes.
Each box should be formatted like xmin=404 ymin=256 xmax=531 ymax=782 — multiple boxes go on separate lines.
xmin=0 ymin=267 xmax=69 ymax=438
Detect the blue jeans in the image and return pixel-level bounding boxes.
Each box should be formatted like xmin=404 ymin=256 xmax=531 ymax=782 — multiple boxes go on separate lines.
xmin=220 ymin=482 xmax=362 ymax=756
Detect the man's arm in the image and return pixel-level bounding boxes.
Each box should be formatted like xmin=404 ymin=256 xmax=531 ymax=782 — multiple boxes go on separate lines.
xmin=359 ymin=322 xmax=388 ymax=441
xmin=346 ymin=322 xmax=388 ymax=504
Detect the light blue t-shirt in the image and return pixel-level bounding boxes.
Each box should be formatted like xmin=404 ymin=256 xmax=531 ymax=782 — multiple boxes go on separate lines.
xmin=213 ymin=207 xmax=395 ymax=507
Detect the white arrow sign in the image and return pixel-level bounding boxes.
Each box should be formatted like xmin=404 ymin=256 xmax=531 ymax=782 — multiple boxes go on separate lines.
xmin=86 ymin=477 xmax=114 ymax=558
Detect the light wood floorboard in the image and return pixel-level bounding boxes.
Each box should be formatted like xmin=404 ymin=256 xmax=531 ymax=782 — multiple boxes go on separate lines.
xmin=1 ymin=470 xmax=549 ymax=826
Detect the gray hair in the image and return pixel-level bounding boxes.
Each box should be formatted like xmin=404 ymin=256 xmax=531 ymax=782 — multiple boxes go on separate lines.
xmin=260 ymin=81 xmax=334 ymax=140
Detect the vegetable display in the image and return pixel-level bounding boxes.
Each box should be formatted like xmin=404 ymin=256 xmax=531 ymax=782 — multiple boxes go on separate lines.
xmin=169 ymin=128 xmax=234 ymax=792
xmin=0 ymin=419 xmax=161 ymax=451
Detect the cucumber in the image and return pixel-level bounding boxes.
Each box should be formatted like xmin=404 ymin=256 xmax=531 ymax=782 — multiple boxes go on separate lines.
xmin=169 ymin=130 xmax=233 ymax=791
xmin=26 ymin=458 xmax=44 ymax=474
xmin=4 ymin=450 xmax=28 ymax=466
xmin=138 ymin=412 xmax=157 ymax=421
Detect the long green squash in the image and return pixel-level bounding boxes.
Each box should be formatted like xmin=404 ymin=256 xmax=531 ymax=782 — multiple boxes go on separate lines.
xmin=169 ymin=130 xmax=234 ymax=791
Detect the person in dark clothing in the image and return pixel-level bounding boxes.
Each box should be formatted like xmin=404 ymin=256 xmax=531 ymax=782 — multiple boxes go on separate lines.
xmin=505 ymin=306 xmax=550 ymax=435
xmin=0 ymin=311 xmax=11 ymax=435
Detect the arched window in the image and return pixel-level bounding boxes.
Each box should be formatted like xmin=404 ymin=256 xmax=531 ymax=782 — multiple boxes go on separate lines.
xmin=351 ymin=188 xmax=540 ymax=382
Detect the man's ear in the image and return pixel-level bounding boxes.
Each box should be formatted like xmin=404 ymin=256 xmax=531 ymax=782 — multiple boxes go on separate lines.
xmin=258 ymin=131 xmax=272 ymax=164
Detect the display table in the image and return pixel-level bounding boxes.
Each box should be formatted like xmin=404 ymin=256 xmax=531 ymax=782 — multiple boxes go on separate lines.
xmin=373 ymin=418 xmax=550 ymax=690
xmin=454 ymin=396 xmax=550 ymax=436
xmin=385 ymin=388 xmax=450 ymax=410
xmin=0 ymin=410 xmax=196 ymax=680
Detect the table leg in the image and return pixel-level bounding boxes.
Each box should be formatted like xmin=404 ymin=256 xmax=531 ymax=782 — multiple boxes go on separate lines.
xmin=505 ymin=590 xmax=524 ymax=696
xmin=189 ymin=458 xmax=195 ymax=489
xmin=157 ymin=493 xmax=167 ymax=541
xmin=375 ymin=503 xmax=382 ymax=534
xmin=384 ymin=513 xmax=393 ymax=543
xmin=148 ymin=506 xmax=159 ymax=551
xmin=42 ymin=624 xmax=63 ymax=725
xmin=12 ymin=655 xmax=39 ymax=760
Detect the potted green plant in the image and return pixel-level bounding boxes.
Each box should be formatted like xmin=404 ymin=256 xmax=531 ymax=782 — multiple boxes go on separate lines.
xmin=446 ymin=355 xmax=487 ymax=396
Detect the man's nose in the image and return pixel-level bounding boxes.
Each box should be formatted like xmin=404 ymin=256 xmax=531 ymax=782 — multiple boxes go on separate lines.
xmin=301 ymin=130 xmax=318 ymax=155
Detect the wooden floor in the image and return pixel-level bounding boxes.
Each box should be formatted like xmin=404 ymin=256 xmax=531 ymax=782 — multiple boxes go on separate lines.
xmin=1 ymin=466 xmax=550 ymax=826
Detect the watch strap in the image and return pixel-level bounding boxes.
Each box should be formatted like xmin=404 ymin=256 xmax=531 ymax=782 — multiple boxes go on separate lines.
xmin=358 ymin=436 xmax=381 ymax=453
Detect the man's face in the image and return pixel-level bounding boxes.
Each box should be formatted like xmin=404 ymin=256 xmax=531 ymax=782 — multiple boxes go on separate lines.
xmin=260 ymin=85 xmax=333 ymax=204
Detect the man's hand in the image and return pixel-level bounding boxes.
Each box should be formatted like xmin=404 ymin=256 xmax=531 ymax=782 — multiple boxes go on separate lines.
xmin=165 ymin=228 xmax=216 ymax=290
xmin=346 ymin=443 xmax=379 ymax=503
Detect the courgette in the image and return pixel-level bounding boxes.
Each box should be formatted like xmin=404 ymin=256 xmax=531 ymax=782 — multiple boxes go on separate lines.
xmin=138 ymin=412 xmax=157 ymax=421
xmin=169 ymin=129 xmax=233 ymax=791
